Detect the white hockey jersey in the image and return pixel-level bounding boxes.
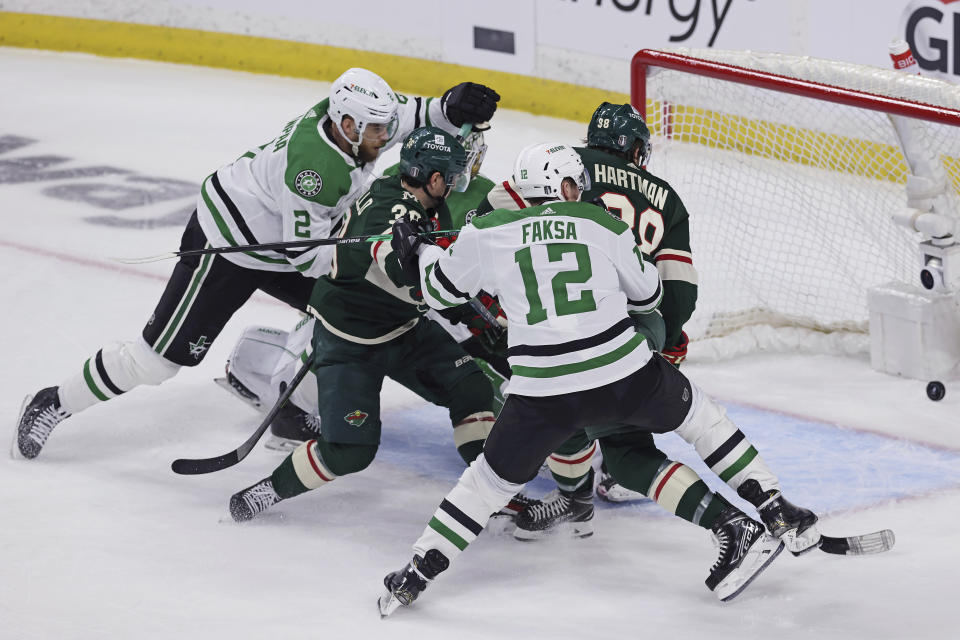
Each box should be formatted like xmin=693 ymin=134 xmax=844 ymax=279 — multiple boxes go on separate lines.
xmin=417 ymin=200 xmax=663 ymax=396
xmin=196 ymin=95 xmax=456 ymax=277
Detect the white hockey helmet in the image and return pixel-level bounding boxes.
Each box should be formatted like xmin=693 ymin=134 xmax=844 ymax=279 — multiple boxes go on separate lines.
xmin=512 ymin=142 xmax=589 ymax=200
xmin=329 ymin=68 xmax=400 ymax=154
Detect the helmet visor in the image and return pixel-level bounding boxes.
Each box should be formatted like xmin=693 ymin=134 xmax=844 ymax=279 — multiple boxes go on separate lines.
xmin=577 ymin=167 xmax=592 ymax=193
xmin=361 ymin=113 xmax=399 ymax=144
xmin=450 ymin=165 xmax=472 ymax=193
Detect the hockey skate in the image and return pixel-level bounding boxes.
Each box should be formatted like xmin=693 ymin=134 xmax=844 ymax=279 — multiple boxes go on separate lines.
xmin=378 ymin=549 xmax=449 ymax=618
xmin=738 ymin=479 xmax=821 ymax=556
xmin=706 ymin=505 xmax=784 ymax=602
xmin=595 ymin=470 xmax=649 ymax=503
xmin=14 ymin=387 xmax=70 ymax=460
xmin=513 ymin=488 xmax=594 ymax=541
xmin=264 ymin=403 xmax=322 ymax=452
xmin=213 ymin=367 xmax=262 ymax=410
xmin=229 ymin=478 xmax=283 ymax=522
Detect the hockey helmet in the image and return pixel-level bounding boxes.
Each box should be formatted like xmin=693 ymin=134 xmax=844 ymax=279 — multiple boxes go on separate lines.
xmin=329 ymin=68 xmax=400 ymax=155
xmin=399 ymin=127 xmax=470 ymax=192
xmin=512 ymin=142 xmax=589 ymax=200
xmin=587 ymin=102 xmax=652 ymax=166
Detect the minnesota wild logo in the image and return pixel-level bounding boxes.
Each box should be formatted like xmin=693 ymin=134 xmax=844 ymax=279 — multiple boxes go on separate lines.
xmin=295 ymin=170 xmax=322 ymax=197
xmin=344 ymin=410 xmax=369 ymax=427
xmin=188 ymin=335 xmax=210 ymax=359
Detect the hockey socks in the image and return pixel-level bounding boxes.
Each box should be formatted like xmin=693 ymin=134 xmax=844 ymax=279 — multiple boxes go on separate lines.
xmin=413 ymin=454 xmax=522 ymax=561
xmin=547 ymin=441 xmax=597 ymax=492
xmin=58 ymin=338 xmax=179 ymax=414
xmin=674 ymin=384 xmax=779 ymax=493
xmin=453 ymin=411 xmax=495 ymax=464
xmin=270 ymin=439 xmax=337 ymax=499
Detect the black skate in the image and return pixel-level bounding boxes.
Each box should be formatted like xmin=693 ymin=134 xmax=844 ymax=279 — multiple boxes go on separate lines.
xmin=738 ymin=479 xmax=821 ymax=556
xmin=229 ymin=478 xmax=282 ymax=522
xmin=15 ymin=387 xmax=70 ymax=460
xmin=378 ymin=549 xmax=449 ymax=618
xmin=513 ymin=488 xmax=594 ymax=541
xmin=264 ymin=402 xmax=322 ymax=452
xmin=213 ymin=367 xmax=262 ymax=410
xmin=706 ymin=505 xmax=784 ymax=602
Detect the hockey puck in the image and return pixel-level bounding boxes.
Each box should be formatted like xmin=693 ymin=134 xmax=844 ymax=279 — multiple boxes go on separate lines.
xmin=926 ymin=381 xmax=946 ymax=402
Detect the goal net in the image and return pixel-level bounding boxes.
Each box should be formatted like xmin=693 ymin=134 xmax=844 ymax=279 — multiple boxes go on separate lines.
xmin=632 ymin=48 xmax=960 ymax=357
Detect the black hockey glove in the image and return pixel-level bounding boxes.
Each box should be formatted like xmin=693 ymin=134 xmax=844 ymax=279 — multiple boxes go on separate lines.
xmin=391 ymin=215 xmax=434 ymax=287
xmin=442 ymin=82 xmax=500 ymax=130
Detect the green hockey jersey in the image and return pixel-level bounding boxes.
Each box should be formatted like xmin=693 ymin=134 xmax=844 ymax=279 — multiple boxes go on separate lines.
xmin=307 ymin=174 xmax=453 ymax=343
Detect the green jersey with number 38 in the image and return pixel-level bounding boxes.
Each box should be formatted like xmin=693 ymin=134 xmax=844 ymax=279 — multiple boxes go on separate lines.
xmin=576 ymin=146 xmax=697 ymax=350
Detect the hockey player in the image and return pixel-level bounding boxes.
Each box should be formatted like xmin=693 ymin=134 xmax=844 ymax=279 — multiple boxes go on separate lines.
xmin=15 ymin=68 xmax=499 ymax=460
xmin=379 ymin=143 xmax=820 ymax=613
xmin=217 ymin=130 xmax=506 ymax=451
xmin=479 ymin=102 xmax=699 ymax=536
xmin=227 ymin=127 xmax=503 ymax=522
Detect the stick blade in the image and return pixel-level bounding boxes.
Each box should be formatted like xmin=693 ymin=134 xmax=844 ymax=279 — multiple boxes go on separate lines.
xmin=819 ymin=530 xmax=896 ymax=556
xmin=171 ymin=451 xmax=240 ymax=475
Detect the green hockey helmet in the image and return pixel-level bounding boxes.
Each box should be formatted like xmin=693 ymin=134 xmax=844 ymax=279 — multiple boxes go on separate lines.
xmin=399 ymin=127 xmax=470 ymax=192
xmin=587 ymin=102 xmax=652 ymax=166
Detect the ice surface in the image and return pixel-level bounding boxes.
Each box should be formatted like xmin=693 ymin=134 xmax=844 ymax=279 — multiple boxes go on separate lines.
xmin=1 ymin=49 xmax=957 ymax=640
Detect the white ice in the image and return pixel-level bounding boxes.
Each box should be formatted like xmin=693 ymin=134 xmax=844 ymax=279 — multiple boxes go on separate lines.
xmin=1 ymin=49 xmax=957 ymax=640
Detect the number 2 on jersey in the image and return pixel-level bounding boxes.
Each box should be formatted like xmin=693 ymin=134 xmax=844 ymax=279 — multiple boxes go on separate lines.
xmin=514 ymin=244 xmax=596 ymax=325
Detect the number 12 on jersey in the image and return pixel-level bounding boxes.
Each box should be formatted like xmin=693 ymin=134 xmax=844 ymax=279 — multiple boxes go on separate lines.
xmin=514 ymin=243 xmax=596 ymax=325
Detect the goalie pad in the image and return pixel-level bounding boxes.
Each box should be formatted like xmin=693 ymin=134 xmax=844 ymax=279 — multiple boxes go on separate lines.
xmin=227 ymin=320 xmax=318 ymax=413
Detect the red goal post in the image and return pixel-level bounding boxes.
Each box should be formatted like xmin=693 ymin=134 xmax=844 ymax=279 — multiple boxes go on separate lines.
xmin=628 ymin=48 xmax=960 ymax=357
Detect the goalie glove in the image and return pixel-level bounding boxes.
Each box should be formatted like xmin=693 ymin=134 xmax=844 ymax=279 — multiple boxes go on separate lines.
xmin=441 ymin=82 xmax=500 ymax=130
xmin=660 ymin=331 xmax=689 ymax=367
xmin=390 ymin=215 xmax=434 ymax=287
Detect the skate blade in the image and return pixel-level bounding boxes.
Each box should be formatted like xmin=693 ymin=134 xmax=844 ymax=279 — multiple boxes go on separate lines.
xmin=378 ymin=589 xmax=403 ymax=618
xmin=213 ymin=377 xmax=262 ymax=410
xmin=9 ymin=394 xmax=32 ymax=460
xmin=716 ymin=536 xmax=784 ymax=602
xmin=263 ymin=435 xmax=304 ymax=452
xmin=513 ymin=519 xmax=594 ymax=542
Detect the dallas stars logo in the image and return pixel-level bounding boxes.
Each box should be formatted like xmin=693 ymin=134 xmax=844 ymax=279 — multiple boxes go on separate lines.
xmin=295 ymin=170 xmax=322 ymax=197
xmin=188 ymin=336 xmax=210 ymax=359
xmin=344 ymin=410 xmax=369 ymax=427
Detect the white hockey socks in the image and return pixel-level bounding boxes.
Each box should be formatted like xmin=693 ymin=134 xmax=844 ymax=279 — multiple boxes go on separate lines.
xmin=674 ymin=383 xmax=779 ymax=493
xmin=58 ymin=337 xmax=179 ymax=414
xmin=413 ymin=454 xmax=523 ymax=562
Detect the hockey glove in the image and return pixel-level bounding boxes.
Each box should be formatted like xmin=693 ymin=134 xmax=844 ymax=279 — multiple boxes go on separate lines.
xmin=660 ymin=331 xmax=689 ymax=367
xmin=391 ymin=215 xmax=434 ymax=287
xmin=466 ymin=293 xmax=507 ymax=353
xmin=442 ymin=82 xmax=500 ymax=130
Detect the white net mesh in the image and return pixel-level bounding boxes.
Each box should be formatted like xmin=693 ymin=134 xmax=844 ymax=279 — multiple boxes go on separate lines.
xmin=639 ymin=48 xmax=960 ymax=347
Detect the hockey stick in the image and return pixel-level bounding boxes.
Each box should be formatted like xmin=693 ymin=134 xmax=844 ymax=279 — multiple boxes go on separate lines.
xmin=817 ymin=530 xmax=895 ymax=556
xmin=171 ymin=352 xmax=317 ymax=475
xmin=116 ymin=230 xmax=459 ymax=264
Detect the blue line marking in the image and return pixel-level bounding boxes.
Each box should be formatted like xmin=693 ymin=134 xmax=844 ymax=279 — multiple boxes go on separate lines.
xmin=377 ymin=401 xmax=960 ymax=516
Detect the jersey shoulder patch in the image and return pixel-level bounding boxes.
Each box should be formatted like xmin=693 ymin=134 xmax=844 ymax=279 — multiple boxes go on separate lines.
xmin=283 ymin=103 xmax=353 ymax=206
